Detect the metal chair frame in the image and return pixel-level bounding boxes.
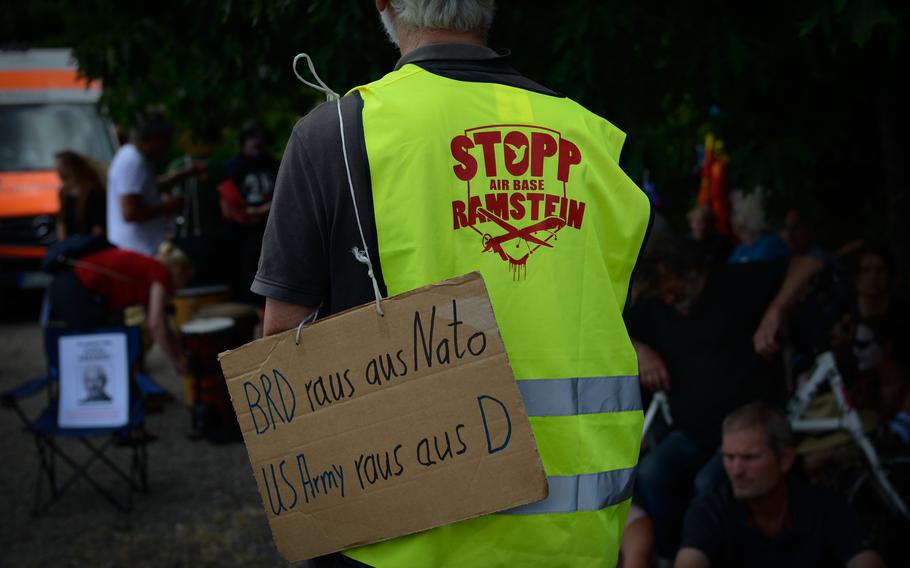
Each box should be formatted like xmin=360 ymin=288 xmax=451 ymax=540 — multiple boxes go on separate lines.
xmin=640 ymin=351 xmax=910 ymax=519
xmin=2 ymin=326 xmax=158 ymax=515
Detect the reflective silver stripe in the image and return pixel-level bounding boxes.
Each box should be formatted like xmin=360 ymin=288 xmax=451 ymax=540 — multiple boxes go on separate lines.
xmin=516 ymin=376 xmax=641 ymax=417
xmin=500 ymin=467 xmax=636 ymax=515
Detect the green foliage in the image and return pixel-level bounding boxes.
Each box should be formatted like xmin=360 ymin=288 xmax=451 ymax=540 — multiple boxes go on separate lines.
xmin=800 ymin=0 xmax=904 ymax=50
xmin=0 ymin=0 xmax=67 ymax=48
xmin=58 ymin=1 xmax=397 ymax=146
xmin=8 ymin=1 xmax=909 ymax=243
xmin=495 ymin=1 xmax=905 ymax=229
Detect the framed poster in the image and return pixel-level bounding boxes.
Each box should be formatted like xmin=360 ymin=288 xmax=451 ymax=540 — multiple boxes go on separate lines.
xmin=57 ymin=332 xmax=130 ymax=428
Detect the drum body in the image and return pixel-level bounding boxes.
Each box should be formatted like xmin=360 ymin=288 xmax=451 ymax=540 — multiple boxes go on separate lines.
xmin=180 ymin=317 xmax=239 ymax=442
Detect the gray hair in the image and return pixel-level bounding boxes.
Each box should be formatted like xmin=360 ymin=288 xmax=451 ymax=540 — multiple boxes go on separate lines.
xmin=722 ymin=402 xmax=794 ymax=457
xmin=383 ymin=0 xmax=495 ymax=44
xmin=730 ymin=187 xmax=768 ymax=238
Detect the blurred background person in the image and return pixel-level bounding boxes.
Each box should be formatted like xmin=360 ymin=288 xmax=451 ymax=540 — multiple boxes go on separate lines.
xmin=107 ymin=107 xmax=202 ymax=256
xmin=779 ymin=208 xmax=815 ymax=257
xmin=55 ymin=150 xmax=106 ymax=240
xmin=675 ymin=402 xmax=885 ymax=568
xmin=217 ymin=121 xmax=278 ymax=304
xmin=47 ymin=242 xmax=193 ymax=375
xmin=844 ymin=245 xmax=909 ymax=416
xmin=686 ymin=203 xmax=731 ymax=266
xmin=780 ymin=243 xmax=910 ymax=478
xmin=166 ymin=128 xmax=229 ymax=286
xmin=728 ymin=188 xmax=790 ymax=264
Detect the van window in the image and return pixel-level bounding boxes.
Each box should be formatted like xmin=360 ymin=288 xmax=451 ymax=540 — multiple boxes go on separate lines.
xmin=0 ymin=103 xmax=114 ymax=171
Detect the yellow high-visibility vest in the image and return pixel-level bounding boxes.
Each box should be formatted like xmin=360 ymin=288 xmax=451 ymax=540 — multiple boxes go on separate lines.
xmin=343 ymin=63 xmax=652 ymax=567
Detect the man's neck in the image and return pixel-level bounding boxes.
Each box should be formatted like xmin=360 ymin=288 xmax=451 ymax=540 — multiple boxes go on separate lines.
xmin=747 ymin=479 xmax=790 ymax=538
xmin=398 ymin=28 xmax=485 ymax=57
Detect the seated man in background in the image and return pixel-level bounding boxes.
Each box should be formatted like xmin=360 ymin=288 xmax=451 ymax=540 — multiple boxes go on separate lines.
xmin=675 ymin=402 xmax=885 ymax=568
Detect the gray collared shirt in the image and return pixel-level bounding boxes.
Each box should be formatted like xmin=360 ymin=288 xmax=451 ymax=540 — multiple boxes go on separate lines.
xmin=394 ymin=42 xmax=507 ymax=70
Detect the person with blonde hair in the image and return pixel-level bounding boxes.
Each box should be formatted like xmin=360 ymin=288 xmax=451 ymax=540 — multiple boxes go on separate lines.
xmin=48 ymin=240 xmax=193 ymax=373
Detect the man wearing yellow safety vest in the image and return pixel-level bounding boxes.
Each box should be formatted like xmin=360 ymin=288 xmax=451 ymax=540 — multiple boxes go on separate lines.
xmin=253 ymin=1 xmax=652 ymax=566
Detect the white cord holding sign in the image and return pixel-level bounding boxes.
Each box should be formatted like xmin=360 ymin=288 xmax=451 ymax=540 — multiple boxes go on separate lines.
xmin=292 ymin=53 xmax=384 ymax=318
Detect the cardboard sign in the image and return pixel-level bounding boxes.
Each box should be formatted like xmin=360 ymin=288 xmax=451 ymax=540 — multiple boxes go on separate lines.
xmin=218 ymin=272 xmax=547 ymax=561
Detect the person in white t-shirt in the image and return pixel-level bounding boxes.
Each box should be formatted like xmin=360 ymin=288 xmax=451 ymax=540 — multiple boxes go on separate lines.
xmin=107 ymin=108 xmax=203 ymax=255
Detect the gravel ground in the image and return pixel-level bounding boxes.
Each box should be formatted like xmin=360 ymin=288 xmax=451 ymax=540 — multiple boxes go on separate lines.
xmin=0 ymin=317 xmax=291 ymax=567
xmin=4 ymin=302 xmax=907 ymax=566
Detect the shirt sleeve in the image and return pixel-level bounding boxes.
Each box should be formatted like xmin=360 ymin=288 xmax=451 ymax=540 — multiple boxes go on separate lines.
xmin=109 ymin=149 xmax=146 ymax=197
xmin=680 ymin=494 xmax=725 ymax=561
xmin=251 ymin=119 xmax=329 ymax=307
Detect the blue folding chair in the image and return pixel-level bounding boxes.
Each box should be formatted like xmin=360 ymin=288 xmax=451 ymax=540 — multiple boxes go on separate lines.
xmin=1 ymin=326 xmax=165 ymax=515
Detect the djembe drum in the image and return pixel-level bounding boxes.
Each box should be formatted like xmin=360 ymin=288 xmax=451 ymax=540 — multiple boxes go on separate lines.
xmin=180 ymin=317 xmax=240 ymax=442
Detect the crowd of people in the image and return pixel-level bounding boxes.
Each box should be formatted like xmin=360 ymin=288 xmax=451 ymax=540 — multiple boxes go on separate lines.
xmin=45 ymin=104 xmax=910 ymax=568
xmin=46 ymin=108 xmax=279 ymax=374
xmin=35 ymin=2 xmax=910 ymax=563
xmin=43 ymin=112 xmax=910 ymax=568
xmin=617 ymin=189 xmax=909 ymax=566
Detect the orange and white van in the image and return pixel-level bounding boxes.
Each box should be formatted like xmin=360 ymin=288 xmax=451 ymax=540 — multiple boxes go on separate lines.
xmin=0 ymin=49 xmax=117 ymax=288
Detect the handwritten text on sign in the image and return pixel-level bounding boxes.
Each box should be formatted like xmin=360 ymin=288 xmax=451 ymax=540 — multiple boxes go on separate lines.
xmin=218 ymin=273 xmax=547 ymax=562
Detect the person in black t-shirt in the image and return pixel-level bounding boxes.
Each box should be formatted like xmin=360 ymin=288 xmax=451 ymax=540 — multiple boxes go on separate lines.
xmin=218 ymin=121 xmax=280 ymax=304
xmin=676 ymin=402 xmax=885 ymax=568
xmin=220 ymin=122 xmax=279 ymax=224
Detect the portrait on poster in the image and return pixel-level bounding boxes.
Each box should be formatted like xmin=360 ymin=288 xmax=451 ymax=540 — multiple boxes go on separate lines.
xmin=57 ymin=332 xmax=130 ymax=428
